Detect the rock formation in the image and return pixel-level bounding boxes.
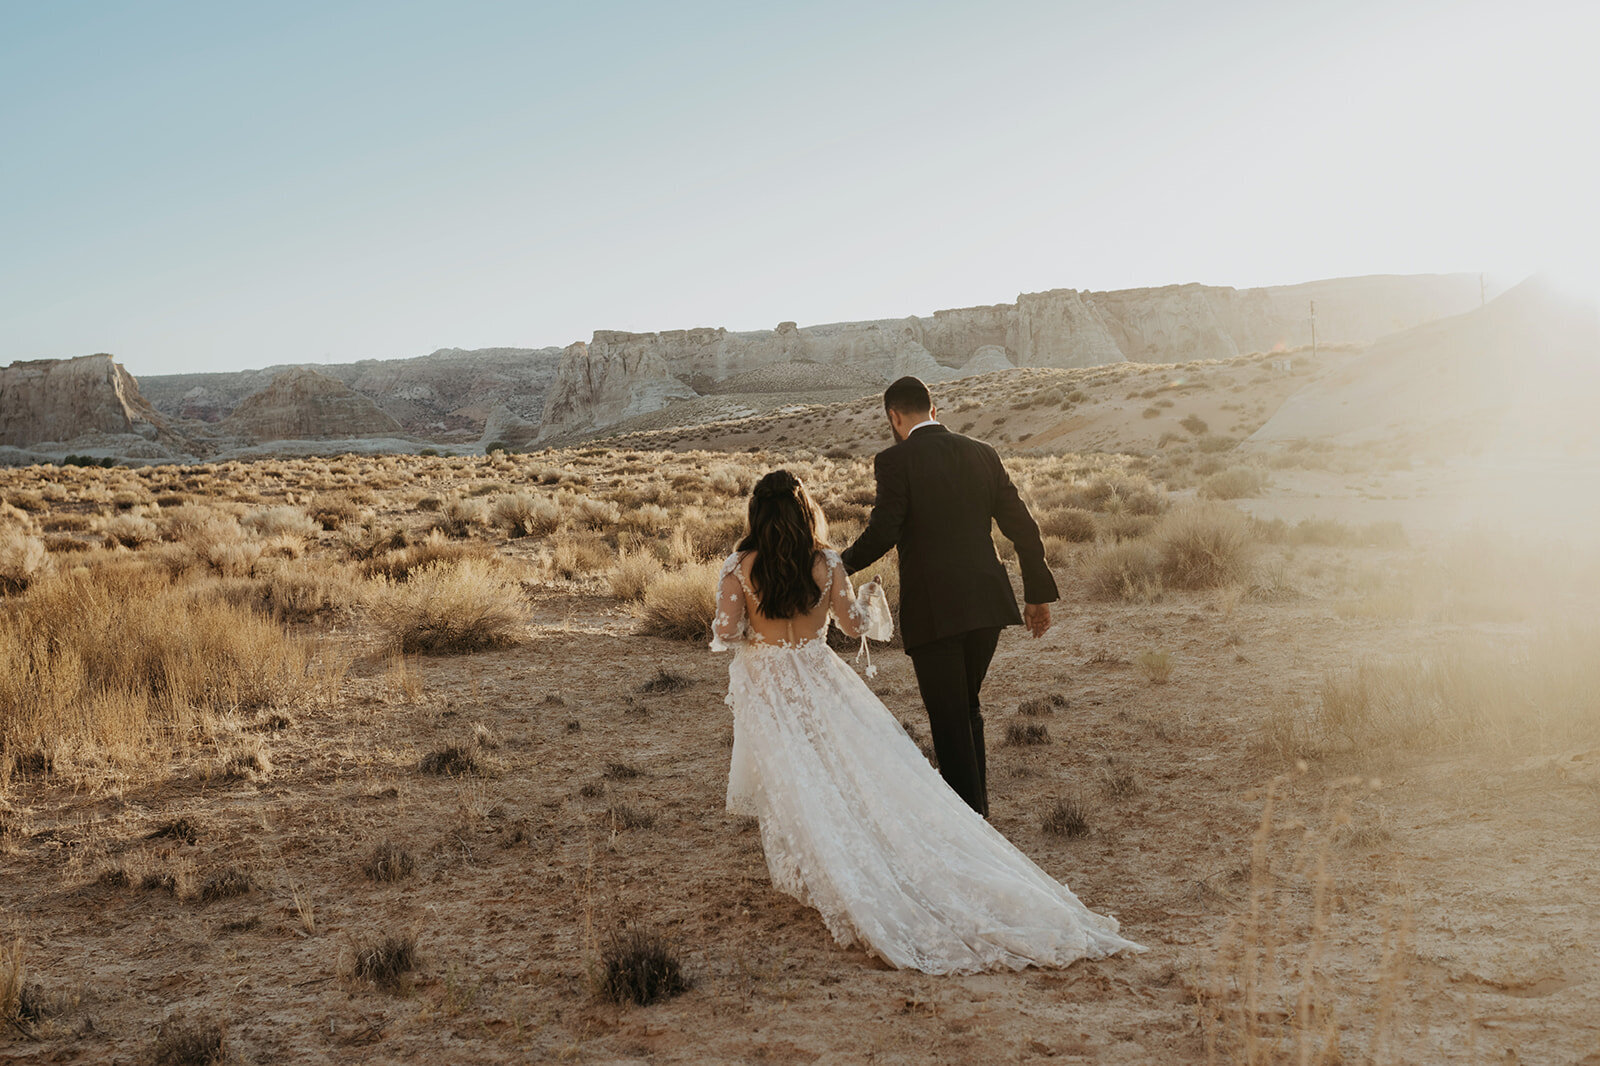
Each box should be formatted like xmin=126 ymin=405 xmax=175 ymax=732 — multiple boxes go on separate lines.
xmin=959 ymin=345 xmax=1015 ymax=377
xmin=538 ymin=339 xmax=699 ymax=435
xmin=219 ymin=368 xmax=403 ymax=442
xmin=537 ymin=274 xmax=1481 ymax=438
xmin=479 ymin=405 xmax=541 ymax=450
xmin=139 ymin=346 xmax=564 ymax=438
xmin=0 ymin=354 xmax=179 ymax=449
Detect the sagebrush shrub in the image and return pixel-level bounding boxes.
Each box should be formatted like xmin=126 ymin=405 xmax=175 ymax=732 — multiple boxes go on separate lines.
xmin=102 ymin=512 xmax=159 ymax=548
xmin=365 ymin=530 xmax=490 ymax=582
xmin=1038 ymin=507 xmax=1098 ymax=543
xmin=491 ymin=493 xmax=561 ymax=537
xmin=433 ymin=497 xmax=488 ymax=538
xmin=242 ymin=506 xmax=318 ymax=539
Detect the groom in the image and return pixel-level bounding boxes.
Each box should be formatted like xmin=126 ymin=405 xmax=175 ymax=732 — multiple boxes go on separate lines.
xmin=842 ymin=376 xmax=1057 ymax=818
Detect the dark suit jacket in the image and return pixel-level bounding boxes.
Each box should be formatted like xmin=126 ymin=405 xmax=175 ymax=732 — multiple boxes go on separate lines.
xmin=840 ymin=424 xmax=1058 ymax=652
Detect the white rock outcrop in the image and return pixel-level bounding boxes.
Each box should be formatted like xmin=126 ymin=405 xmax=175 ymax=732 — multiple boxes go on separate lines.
xmin=0 ymin=354 xmax=176 ymax=448
xmin=958 ymin=345 xmax=1015 ymax=378
xmin=537 ymin=274 xmax=1482 ymax=438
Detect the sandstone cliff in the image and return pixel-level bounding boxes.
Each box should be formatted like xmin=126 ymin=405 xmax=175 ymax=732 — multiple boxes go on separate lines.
xmin=139 ymin=346 xmax=564 ymax=437
xmin=537 ymin=274 xmax=1480 ymax=438
xmin=0 ymin=354 xmax=180 ymax=449
xmin=219 ymin=368 xmax=403 ymax=442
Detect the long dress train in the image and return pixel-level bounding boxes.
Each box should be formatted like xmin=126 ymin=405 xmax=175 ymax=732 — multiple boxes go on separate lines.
xmin=712 ymin=549 xmax=1144 ymax=974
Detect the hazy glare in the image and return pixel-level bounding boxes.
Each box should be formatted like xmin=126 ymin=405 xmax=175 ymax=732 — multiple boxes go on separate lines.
xmin=2 ymin=0 xmax=1595 ymax=377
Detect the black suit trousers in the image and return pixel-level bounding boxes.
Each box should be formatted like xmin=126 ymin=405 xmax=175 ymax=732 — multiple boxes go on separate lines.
xmin=908 ymin=627 xmax=1002 ymax=818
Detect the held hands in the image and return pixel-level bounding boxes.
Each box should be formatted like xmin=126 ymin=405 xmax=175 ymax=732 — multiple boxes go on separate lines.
xmin=1023 ymin=603 xmax=1052 ymax=639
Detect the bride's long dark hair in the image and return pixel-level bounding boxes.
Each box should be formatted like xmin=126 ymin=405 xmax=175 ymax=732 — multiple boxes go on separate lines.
xmin=737 ymin=469 xmax=831 ymax=620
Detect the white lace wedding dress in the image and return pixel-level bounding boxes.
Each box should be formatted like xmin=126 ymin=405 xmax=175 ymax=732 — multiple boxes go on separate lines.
xmin=711 ymin=549 xmax=1145 ymax=974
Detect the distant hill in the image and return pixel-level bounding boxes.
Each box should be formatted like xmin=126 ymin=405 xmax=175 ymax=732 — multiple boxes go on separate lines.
xmin=1248 ymin=278 xmax=1600 ymax=455
xmin=138 ymin=346 xmax=564 ymax=439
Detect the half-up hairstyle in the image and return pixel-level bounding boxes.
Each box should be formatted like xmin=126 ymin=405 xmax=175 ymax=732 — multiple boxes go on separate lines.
xmin=737 ymin=469 xmax=831 ymax=620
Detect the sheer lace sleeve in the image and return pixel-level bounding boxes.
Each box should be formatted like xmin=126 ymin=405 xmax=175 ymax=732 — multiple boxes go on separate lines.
xmin=825 ymin=551 xmax=892 ymax=642
xmin=710 ymin=552 xmax=747 ymax=652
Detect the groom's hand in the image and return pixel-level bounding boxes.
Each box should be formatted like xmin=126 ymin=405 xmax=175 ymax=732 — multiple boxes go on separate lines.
xmin=1023 ymin=603 xmax=1051 ymax=639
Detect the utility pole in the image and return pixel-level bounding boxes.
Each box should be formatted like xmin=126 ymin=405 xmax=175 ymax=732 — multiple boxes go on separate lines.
xmin=1309 ymin=300 xmax=1317 ymax=359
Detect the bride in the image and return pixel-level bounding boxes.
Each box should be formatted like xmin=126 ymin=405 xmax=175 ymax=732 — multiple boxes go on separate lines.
xmin=711 ymin=469 xmax=1144 ymax=974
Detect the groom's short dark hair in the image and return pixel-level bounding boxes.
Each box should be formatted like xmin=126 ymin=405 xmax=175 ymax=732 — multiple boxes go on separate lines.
xmin=884 ymin=376 xmax=932 ymax=416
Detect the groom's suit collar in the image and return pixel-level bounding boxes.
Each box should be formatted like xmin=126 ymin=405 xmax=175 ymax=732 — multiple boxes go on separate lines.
xmin=907 ymin=420 xmax=946 ymax=438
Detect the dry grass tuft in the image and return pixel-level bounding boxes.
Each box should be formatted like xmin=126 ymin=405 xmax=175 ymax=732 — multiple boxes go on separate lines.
xmin=607 ymin=803 xmax=657 ymax=830
xmin=550 ymin=532 xmax=613 ymax=579
xmin=1 ymin=937 xmax=23 ymax=1032
xmin=354 ymin=933 xmax=417 ymax=991
xmin=1085 ymin=540 xmax=1162 ymax=600
xmin=0 ymin=563 xmax=313 ymax=751
xmin=1198 ymin=781 xmax=1413 ymax=1064
xmin=1041 ymin=796 xmax=1091 ymax=838
xmin=1154 ymin=503 xmax=1255 ymax=589
xmin=148 ymin=818 xmax=201 ymax=845
xmin=595 ymin=927 xmax=689 ymax=1006
xmin=149 ymin=1016 xmax=228 ymax=1066
xmin=364 ymin=531 xmax=490 ymax=582
xmin=102 ymin=512 xmax=158 ymax=548
xmin=491 ymin=493 xmax=561 ymax=538
xmin=608 ymin=551 xmax=664 ymax=602
xmin=374 ymin=560 xmax=525 ymax=654
xmin=242 ymin=505 xmax=319 ymax=539
xmin=1135 ymin=649 xmax=1174 ymax=684
xmin=1004 ymin=721 xmax=1051 ymax=746
xmin=308 ymin=492 xmax=363 ymax=530
xmin=419 ymin=746 xmax=480 ymax=777
xmin=363 ymin=841 xmax=416 ymax=882
xmin=1099 ymin=758 xmax=1142 ymax=798
xmin=638 ymin=561 xmax=719 ymax=642
xmin=199 ymin=867 xmax=254 ymax=903
xmin=0 ymin=531 xmax=48 ymax=595
xmin=1198 ymin=466 xmax=1268 ymax=500
xmin=640 ymin=667 xmax=692 ymax=693
xmin=1316 ymin=627 xmax=1600 ymax=755
xmin=1017 ymin=693 xmax=1067 ymax=716
xmin=220 ymin=741 xmax=272 ymax=781
xmin=433 ymin=496 xmax=488 ymax=538
xmin=1037 ymin=507 xmax=1098 ymax=542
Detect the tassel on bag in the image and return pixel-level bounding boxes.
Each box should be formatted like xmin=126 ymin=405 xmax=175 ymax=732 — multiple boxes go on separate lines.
xmin=853 ymin=579 xmax=893 ymax=678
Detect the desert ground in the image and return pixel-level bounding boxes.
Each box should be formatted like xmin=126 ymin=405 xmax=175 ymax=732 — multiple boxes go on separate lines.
xmin=2 ymin=355 xmax=1598 ymax=1065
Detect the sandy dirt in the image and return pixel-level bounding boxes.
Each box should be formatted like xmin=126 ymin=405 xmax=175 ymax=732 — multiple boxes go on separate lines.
xmin=3 ymin=540 xmax=1597 ymax=1064
xmin=2 ymin=354 xmax=1598 ymax=1063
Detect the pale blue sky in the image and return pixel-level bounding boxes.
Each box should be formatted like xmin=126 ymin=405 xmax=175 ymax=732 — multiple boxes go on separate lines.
xmin=2 ymin=0 xmax=1595 ymax=376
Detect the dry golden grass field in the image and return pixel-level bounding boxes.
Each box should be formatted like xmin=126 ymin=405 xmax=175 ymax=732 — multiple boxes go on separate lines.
xmin=2 ymin=358 xmax=1599 ymax=1064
